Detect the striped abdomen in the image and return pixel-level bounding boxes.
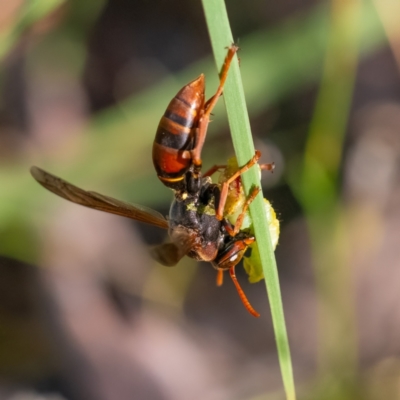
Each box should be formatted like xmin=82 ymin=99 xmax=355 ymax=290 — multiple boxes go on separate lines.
xmin=152 ymin=74 xmax=205 ymax=189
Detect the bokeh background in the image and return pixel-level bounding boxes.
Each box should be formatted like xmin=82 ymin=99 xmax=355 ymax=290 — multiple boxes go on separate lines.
xmin=0 ymin=0 xmax=400 ymax=399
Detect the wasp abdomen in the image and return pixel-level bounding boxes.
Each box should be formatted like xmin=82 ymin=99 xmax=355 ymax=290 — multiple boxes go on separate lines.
xmin=153 ymin=75 xmax=205 ymax=187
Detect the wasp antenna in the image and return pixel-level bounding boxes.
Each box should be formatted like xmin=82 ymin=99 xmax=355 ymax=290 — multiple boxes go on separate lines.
xmin=229 ymin=266 xmax=260 ymax=318
xmin=216 ymin=269 xmax=224 ymax=287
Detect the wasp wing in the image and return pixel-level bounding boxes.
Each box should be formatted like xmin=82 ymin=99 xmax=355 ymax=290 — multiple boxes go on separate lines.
xmin=30 ymin=166 xmax=169 ymax=230
xmin=150 ymin=226 xmax=198 ymax=266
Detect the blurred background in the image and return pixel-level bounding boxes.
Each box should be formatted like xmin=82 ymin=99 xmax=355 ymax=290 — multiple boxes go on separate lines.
xmin=0 ymin=0 xmax=400 ymax=399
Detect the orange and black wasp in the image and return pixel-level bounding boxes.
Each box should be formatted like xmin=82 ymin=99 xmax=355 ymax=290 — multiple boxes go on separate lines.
xmin=31 ymin=45 xmax=272 ymax=317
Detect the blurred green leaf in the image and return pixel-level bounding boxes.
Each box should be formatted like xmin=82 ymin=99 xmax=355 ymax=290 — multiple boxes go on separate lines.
xmin=287 ymin=0 xmax=362 ymax=385
xmin=0 ymin=0 xmax=66 ymax=61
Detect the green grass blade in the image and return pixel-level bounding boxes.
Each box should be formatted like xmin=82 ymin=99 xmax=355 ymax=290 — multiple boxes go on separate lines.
xmin=201 ymin=1 xmax=296 ymax=399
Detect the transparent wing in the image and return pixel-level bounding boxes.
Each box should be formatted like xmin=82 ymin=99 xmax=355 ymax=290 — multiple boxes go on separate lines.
xmin=150 ymin=226 xmax=198 ymax=266
xmin=31 ymin=166 xmax=169 ymax=230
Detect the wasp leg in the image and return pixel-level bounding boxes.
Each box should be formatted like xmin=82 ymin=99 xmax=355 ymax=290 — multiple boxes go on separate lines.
xmin=203 ymin=164 xmax=227 ymax=177
xmin=229 ymin=265 xmax=260 ymax=318
xmin=203 ymin=44 xmax=239 ymax=118
xmin=216 ymin=150 xmax=261 ymax=220
xmin=203 ymin=92 xmax=223 ymax=111
xmin=260 ymin=162 xmax=275 ymax=172
xmin=231 ymin=186 xmax=260 ymax=235
xmin=190 ymin=45 xmax=239 ymax=170
xmin=216 ymin=269 xmax=224 ymax=286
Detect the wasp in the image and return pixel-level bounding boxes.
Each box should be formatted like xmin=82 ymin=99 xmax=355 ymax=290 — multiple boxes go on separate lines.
xmin=31 ymin=45 xmax=272 ymax=317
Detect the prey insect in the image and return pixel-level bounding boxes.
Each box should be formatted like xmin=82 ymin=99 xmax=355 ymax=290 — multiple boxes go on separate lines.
xmin=31 ymin=45 xmax=273 ymax=317
xmin=211 ymin=156 xmax=280 ymax=283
